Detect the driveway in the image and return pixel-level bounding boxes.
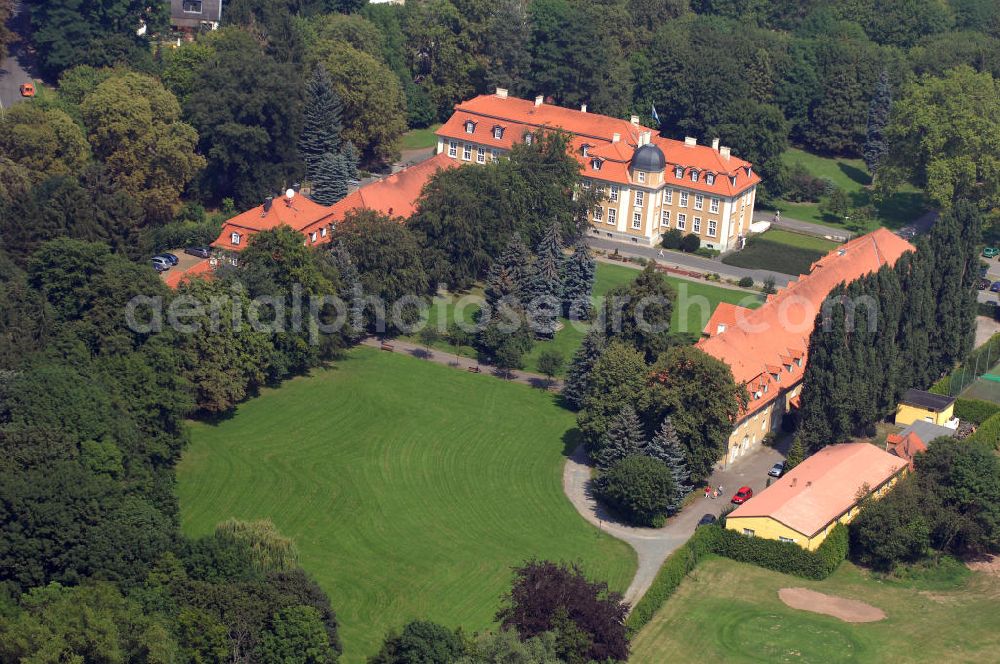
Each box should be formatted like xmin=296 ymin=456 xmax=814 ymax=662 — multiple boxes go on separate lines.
xmin=563 ymin=441 xmax=784 ymax=609
xmin=0 ymin=1 xmax=33 ymax=112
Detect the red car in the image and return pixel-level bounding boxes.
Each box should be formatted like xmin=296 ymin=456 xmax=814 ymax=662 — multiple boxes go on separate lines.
xmin=731 ymin=486 xmax=753 ymax=504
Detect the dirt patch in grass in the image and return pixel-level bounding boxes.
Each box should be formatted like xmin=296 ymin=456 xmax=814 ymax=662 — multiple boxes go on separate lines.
xmin=779 ymin=588 xmax=886 ymax=623
xmin=967 ymin=554 xmax=1000 ymax=577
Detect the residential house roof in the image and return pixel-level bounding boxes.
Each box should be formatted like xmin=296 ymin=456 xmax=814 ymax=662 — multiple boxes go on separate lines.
xmin=436 ymin=92 xmax=760 ymax=197
xmin=899 ymin=389 xmax=955 ymax=413
xmin=886 ymin=432 xmax=928 ymax=469
xmin=727 ymin=442 xmax=907 ymax=537
xmin=696 ymin=228 xmax=915 ymax=418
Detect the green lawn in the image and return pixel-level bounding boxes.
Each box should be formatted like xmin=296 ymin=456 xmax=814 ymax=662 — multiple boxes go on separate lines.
xmin=630 ymin=557 xmax=1000 ymax=663
xmin=406 ymin=262 xmax=763 ymax=375
xmin=177 ymin=348 xmax=636 ymax=662
xmin=722 ymin=229 xmax=841 ymax=276
xmin=400 ymin=124 xmax=442 ymax=151
xmin=773 ymin=148 xmax=926 ymax=231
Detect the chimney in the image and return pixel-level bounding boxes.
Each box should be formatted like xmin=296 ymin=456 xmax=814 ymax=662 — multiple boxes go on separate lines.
xmin=292 ymin=182 xmax=301 ymax=193
xmin=262 ymin=196 xmax=273 ymax=213
xmin=630 ymin=114 xmax=640 ymax=125
xmin=612 ymin=132 xmax=620 ymax=144
xmin=719 ymin=146 xmax=731 ymax=160
xmin=712 ymin=137 xmax=720 ymax=151
xmin=639 ymin=130 xmax=651 ymax=146
xmin=580 ymin=103 xmax=587 ymax=113
xmin=496 ymin=87 xmax=508 ymax=99
xmin=791 ymin=477 xmax=798 ymax=487
xmin=684 ymin=136 xmax=697 ymax=147
xmin=534 ymin=95 xmax=543 ymax=107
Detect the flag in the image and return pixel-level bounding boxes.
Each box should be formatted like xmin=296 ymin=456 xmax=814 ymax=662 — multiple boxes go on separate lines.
xmin=651 ymin=104 xmax=661 ymax=126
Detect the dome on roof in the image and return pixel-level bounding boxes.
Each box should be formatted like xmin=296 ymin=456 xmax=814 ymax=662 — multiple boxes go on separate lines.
xmin=632 ymin=143 xmax=665 ymax=172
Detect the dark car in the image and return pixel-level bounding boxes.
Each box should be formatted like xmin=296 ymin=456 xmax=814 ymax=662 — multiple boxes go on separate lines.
xmin=979 ymin=278 xmax=991 ymax=290
xmin=185 ymin=246 xmax=211 ymax=259
xmin=768 ymin=461 xmax=785 ymax=478
xmin=697 ymin=514 xmax=717 ymax=527
xmin=153 ymin=252 xmax=179 ymax=266
xmin=991 ymin=281 xmax=1000 ymax=293
xmin=731 ymin=486 xmax=753 ymax=504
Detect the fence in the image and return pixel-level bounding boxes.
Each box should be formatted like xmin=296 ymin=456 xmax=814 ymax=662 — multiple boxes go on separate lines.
xmin=932 ymin=333 xmax=1000 ymax=398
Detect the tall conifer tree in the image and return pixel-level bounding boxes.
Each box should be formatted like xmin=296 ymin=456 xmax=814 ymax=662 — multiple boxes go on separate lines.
xmin=596 ymin=406 xmax=645 ymax=469
xmin=864 ymin=69 xmax=892 ymax=176
xmin=300 ymin=66 xmax=344 ymax=181
xmin=562 ymin=240 xmax=596 ymax=320
xmin=562 ymin=327 xmax=606 ymax=411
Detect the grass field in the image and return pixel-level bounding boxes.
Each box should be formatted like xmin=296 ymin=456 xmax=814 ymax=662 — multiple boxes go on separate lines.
xmin=630 ymin=557 xmax=1000 ymax=663
xmin=773 ymin=148 xmax=925 ymax=231
xmin=400 ymin=124 xmax=442 ymax=151
xmin=177 ymin=348 xmax=636 ymax=662
xmin=722 ymin=229 xmax=840 ymax=276
xmin=405 ymin=262 xmax=763 ymax=375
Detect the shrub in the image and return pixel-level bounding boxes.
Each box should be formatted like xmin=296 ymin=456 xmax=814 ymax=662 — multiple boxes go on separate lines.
xmin=595 ymin=455 xmax=676 ymax=527
xmin=680 ymin=234 xmax=700 ymax=253
xmin=713 ymin=523 xmax=848 ymax=580
xmin=737 ymin=276 xmax=754 ymax=288
xmin=955 ymin=398 xmax=1000 ymax=425
xmin=694 ymin=247 xmax=720 ymax=258
xmin=967 ymin=413 xmax=1000 ymax=447
xmin=661 ymin=229 xmax=683 ymax=249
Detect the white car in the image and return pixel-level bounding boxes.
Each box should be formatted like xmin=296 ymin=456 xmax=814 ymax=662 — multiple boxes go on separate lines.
xmin=768 ymin=461 xmax=785 ymax=478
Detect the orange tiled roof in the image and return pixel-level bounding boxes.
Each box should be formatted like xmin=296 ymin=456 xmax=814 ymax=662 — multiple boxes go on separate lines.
xmin=162 ymin=258 xmax=213 ymax=289
xmin=696 ymin=228 xmax=914 ymax=417
xmin=728 ymin=442 xmax=907 ymax=537
xmin=437 ymin=93 xmax=759 ymax=196
xmin=886 ymin=431 xmax=928 ymax=469
xmin=703 ymin=302 xmax=754 ymax=338
xmin=213 ymin=193 xmax=337 ymax=252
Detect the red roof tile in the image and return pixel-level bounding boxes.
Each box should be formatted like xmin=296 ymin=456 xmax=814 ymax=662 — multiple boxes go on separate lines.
xmin=728 ymin=442 xmax=907 ymax=537
xmin=696 ymin=229 xmax=914 ymax=417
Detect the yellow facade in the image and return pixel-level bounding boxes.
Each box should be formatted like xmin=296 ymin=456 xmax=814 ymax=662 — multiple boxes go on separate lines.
xmin=725 ymin=472 xmax=903 ymax=550
xmin=894 ymin=402 xmax=955 ymax=427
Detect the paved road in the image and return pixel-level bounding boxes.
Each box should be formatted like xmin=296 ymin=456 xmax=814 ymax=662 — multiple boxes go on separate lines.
xmin=586 ymin=236 xmax=795 ymax=287
xmin=563 ymin=441 xmax=784 ymax=609
xmin=753 ymin=211 xmax=850 ymax=241
xmin=0 ymin=1 xmax=32 ymax=113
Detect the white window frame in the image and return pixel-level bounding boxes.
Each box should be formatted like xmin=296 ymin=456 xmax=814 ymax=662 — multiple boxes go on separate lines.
xmin=491 ymin=149 xmax=499 ymax=163
xmin=693 ymin=217 xmax=701 ymax=233
xmin=448 ymin=141 xmax=457 ymax=158
xmin=778 ymin=536 xmax=796 ymax=544
xmin=465 ymin=120 xmax=476 ymax=134
xmin=609 ymin=185 xmax=619 ymax=202
xmin=462 ymin=144 xmax=472 ymax=160
xmin=524 ymin=133 xmax=533 ymax=145
xmin=637 ymin=171 xmax=646 ymax=184
xmin=707 ymin=220 xmax=717 ymax=237
xmin=743 ymin=529 xmax=756 ymax=537
xmin=710 ymin=197 xmax=720 ymax=213
xmin=674 ymin=166 xmax=683 ymax=179
xmin=677 ymin=213 xmax=686 ymax=230
xmin=182 ymin=0 xmax=203 ymax=13
xmin=310 ymin=231 xmax=317 ymax=243
xmin=707 ymin=173 xmax=716 ymax=185
xmin=634 ymin=190 xmax=644 ymax=207
xmin=231 ymin=232 xmax=241 ymax=245
xmin=632 ymin=212 xmax=642 ymax=229
xmin=694 ymin=194 xmax=704 ymax=210
xmin=592 ymin=158 xmax=603 ymax=171
xmin=320 ymin=227 xmax=327 ymax=238
xmin=607 ymin=208 xmax=617 ymax=225
xmin=477 ymin=146 xmax=486 ymax=164
xmin=661 ymin=210 xmax=670 ymax=227
xmin=665 ymin=189 xmax=673 ymax=205
xmin=593 ymin=206 xmax=603 ymax=222
xmin=690 ymin=170 xmax=699 ymax=182
xmin=492 ymin=126 xmax=503 ymax=139
xmin=679 ymin=191 xmax=688 ymax=208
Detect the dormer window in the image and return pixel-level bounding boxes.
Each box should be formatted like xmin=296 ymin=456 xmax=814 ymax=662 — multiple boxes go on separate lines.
xmin=795 ymin=357 xmax=802 ymax=367
xmin=524 ymin=132 xmax=534 ymax=145
xmin=492 ymin=125 xmax=504 ymax=139
xmin=674 ymin=166 xmax=683 ymax=179
xmin=231 ymin=232 xmax=241 ymax=246
xmin=690 ymin=170 xmax=699 ymax=182
xmin=784 ymin=363 xmax=792 ymax=373
xmin=581 ymin=143 xmax=592 ymax=157
xmin=591 ymin=158 xmax=603 ymax=171
xmin=320 ymin=227 xmax=327 ymax=237
xmin=310 ymin=231 xmax=317 ymax=243
xmin=637 ymin=171 xmax=646 ymax=184
xmin=706 ymin=173 xmax=715 ymax=185
xmin=729 ymin=175 xmax=737 ymax=186
xmin=464 ymin=120 xmax=476 ymax=134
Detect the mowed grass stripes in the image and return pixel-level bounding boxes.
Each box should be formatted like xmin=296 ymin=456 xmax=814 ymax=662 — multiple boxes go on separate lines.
xmin=178 ymin=347 xmax=636 ymax=662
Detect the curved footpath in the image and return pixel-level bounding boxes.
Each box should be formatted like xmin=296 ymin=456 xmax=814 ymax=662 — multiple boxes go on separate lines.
xmin=563 ymin=443 xmax=782 ymax=609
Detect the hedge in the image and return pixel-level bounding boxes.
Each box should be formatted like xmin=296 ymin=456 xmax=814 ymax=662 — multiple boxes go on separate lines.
xmin=625 ymin=523 xmax=849 ymax=635
xmin=712 ymin=523 xmax=849 ymax=580
xmin=955 ymin=398 xmax=1000 ymax=425
xmin=625 ymin=525 xmax=720 ymax=635
xmin=967 ymin=413 xmax=1000 ymax=447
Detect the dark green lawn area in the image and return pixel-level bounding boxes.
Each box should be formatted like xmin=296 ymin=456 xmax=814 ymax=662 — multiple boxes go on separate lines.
xmin=405 ymin=262 xmax=763 ymax=375
xmin=773 ymin=148 xmax=926 ymax=232
xmin=630 ymin=557 xmax=1000 ymax=663
xmin=722 ymin=229 xmax=841 ymax=276
xmin=399 ymin=124 xmax=442 ymax=151
xmin=178 ymin=348 xmax=636 ymax=663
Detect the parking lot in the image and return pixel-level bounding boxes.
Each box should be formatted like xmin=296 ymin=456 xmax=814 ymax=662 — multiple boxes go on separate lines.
xmin=978 ymin=253 xmax=1000 ymax=305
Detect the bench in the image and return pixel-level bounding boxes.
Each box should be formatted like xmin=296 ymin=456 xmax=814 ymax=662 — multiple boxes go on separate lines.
xmin=380 ymin=343 xmax=394 ymax=351
xmin=467 ymin=366 xmax=481 ymax=373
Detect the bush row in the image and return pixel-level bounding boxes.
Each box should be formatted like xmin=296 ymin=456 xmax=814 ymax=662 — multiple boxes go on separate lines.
xmin=967 ymin=413 xmax=1000 ymax=447
xmin=625 ymin=523 xmax=849 ymax=635
xmin=955 ymin=398 xmax=1000 ymax=425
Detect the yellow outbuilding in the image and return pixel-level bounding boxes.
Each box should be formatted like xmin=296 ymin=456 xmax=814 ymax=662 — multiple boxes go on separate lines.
xmin=894 ymin=388 xmax=957 ymax=428
xmin=725 ymin=443 xmax=908 ymax=550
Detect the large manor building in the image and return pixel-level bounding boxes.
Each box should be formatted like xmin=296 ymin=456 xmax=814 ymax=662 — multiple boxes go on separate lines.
xmin=435 ymin=89 xmax=760 ymax=251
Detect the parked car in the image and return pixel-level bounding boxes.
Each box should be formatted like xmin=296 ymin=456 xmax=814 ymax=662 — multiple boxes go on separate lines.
xmin=990 ymin=281 xmax=1000 ymax=293
xmin=185 ymin=246 xmax=211 ymax=259
xmin=19 ymin=83 xmax=35 ymax=97
xmin=151 ymin=256 xmax=171 ymax=268
xmin=768 ymin=461 xmax=785 ymax=478
xmin=151 ymin=259 xmax=169 ymax=272
xmin=697 ymin=514 xmax=717 ymax=527
xmin=984 ymin=247 xmax=999 ymax=259
xmin=981 ymin=264 xmax=990 ymax=277
xmin=153 ymin=252 xmax=179 ymax=266
xmin=897 ymin=226 xmax=917 ymax=240
xmin=731 ymin=486 xmax=753 ymax=504
xmin=978 ymin=278 xmax=990 ymax=290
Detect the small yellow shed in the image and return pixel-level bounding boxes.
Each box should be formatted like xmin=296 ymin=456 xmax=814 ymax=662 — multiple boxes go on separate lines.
xmin=894 ymin=389 xmax=957 ymax=428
